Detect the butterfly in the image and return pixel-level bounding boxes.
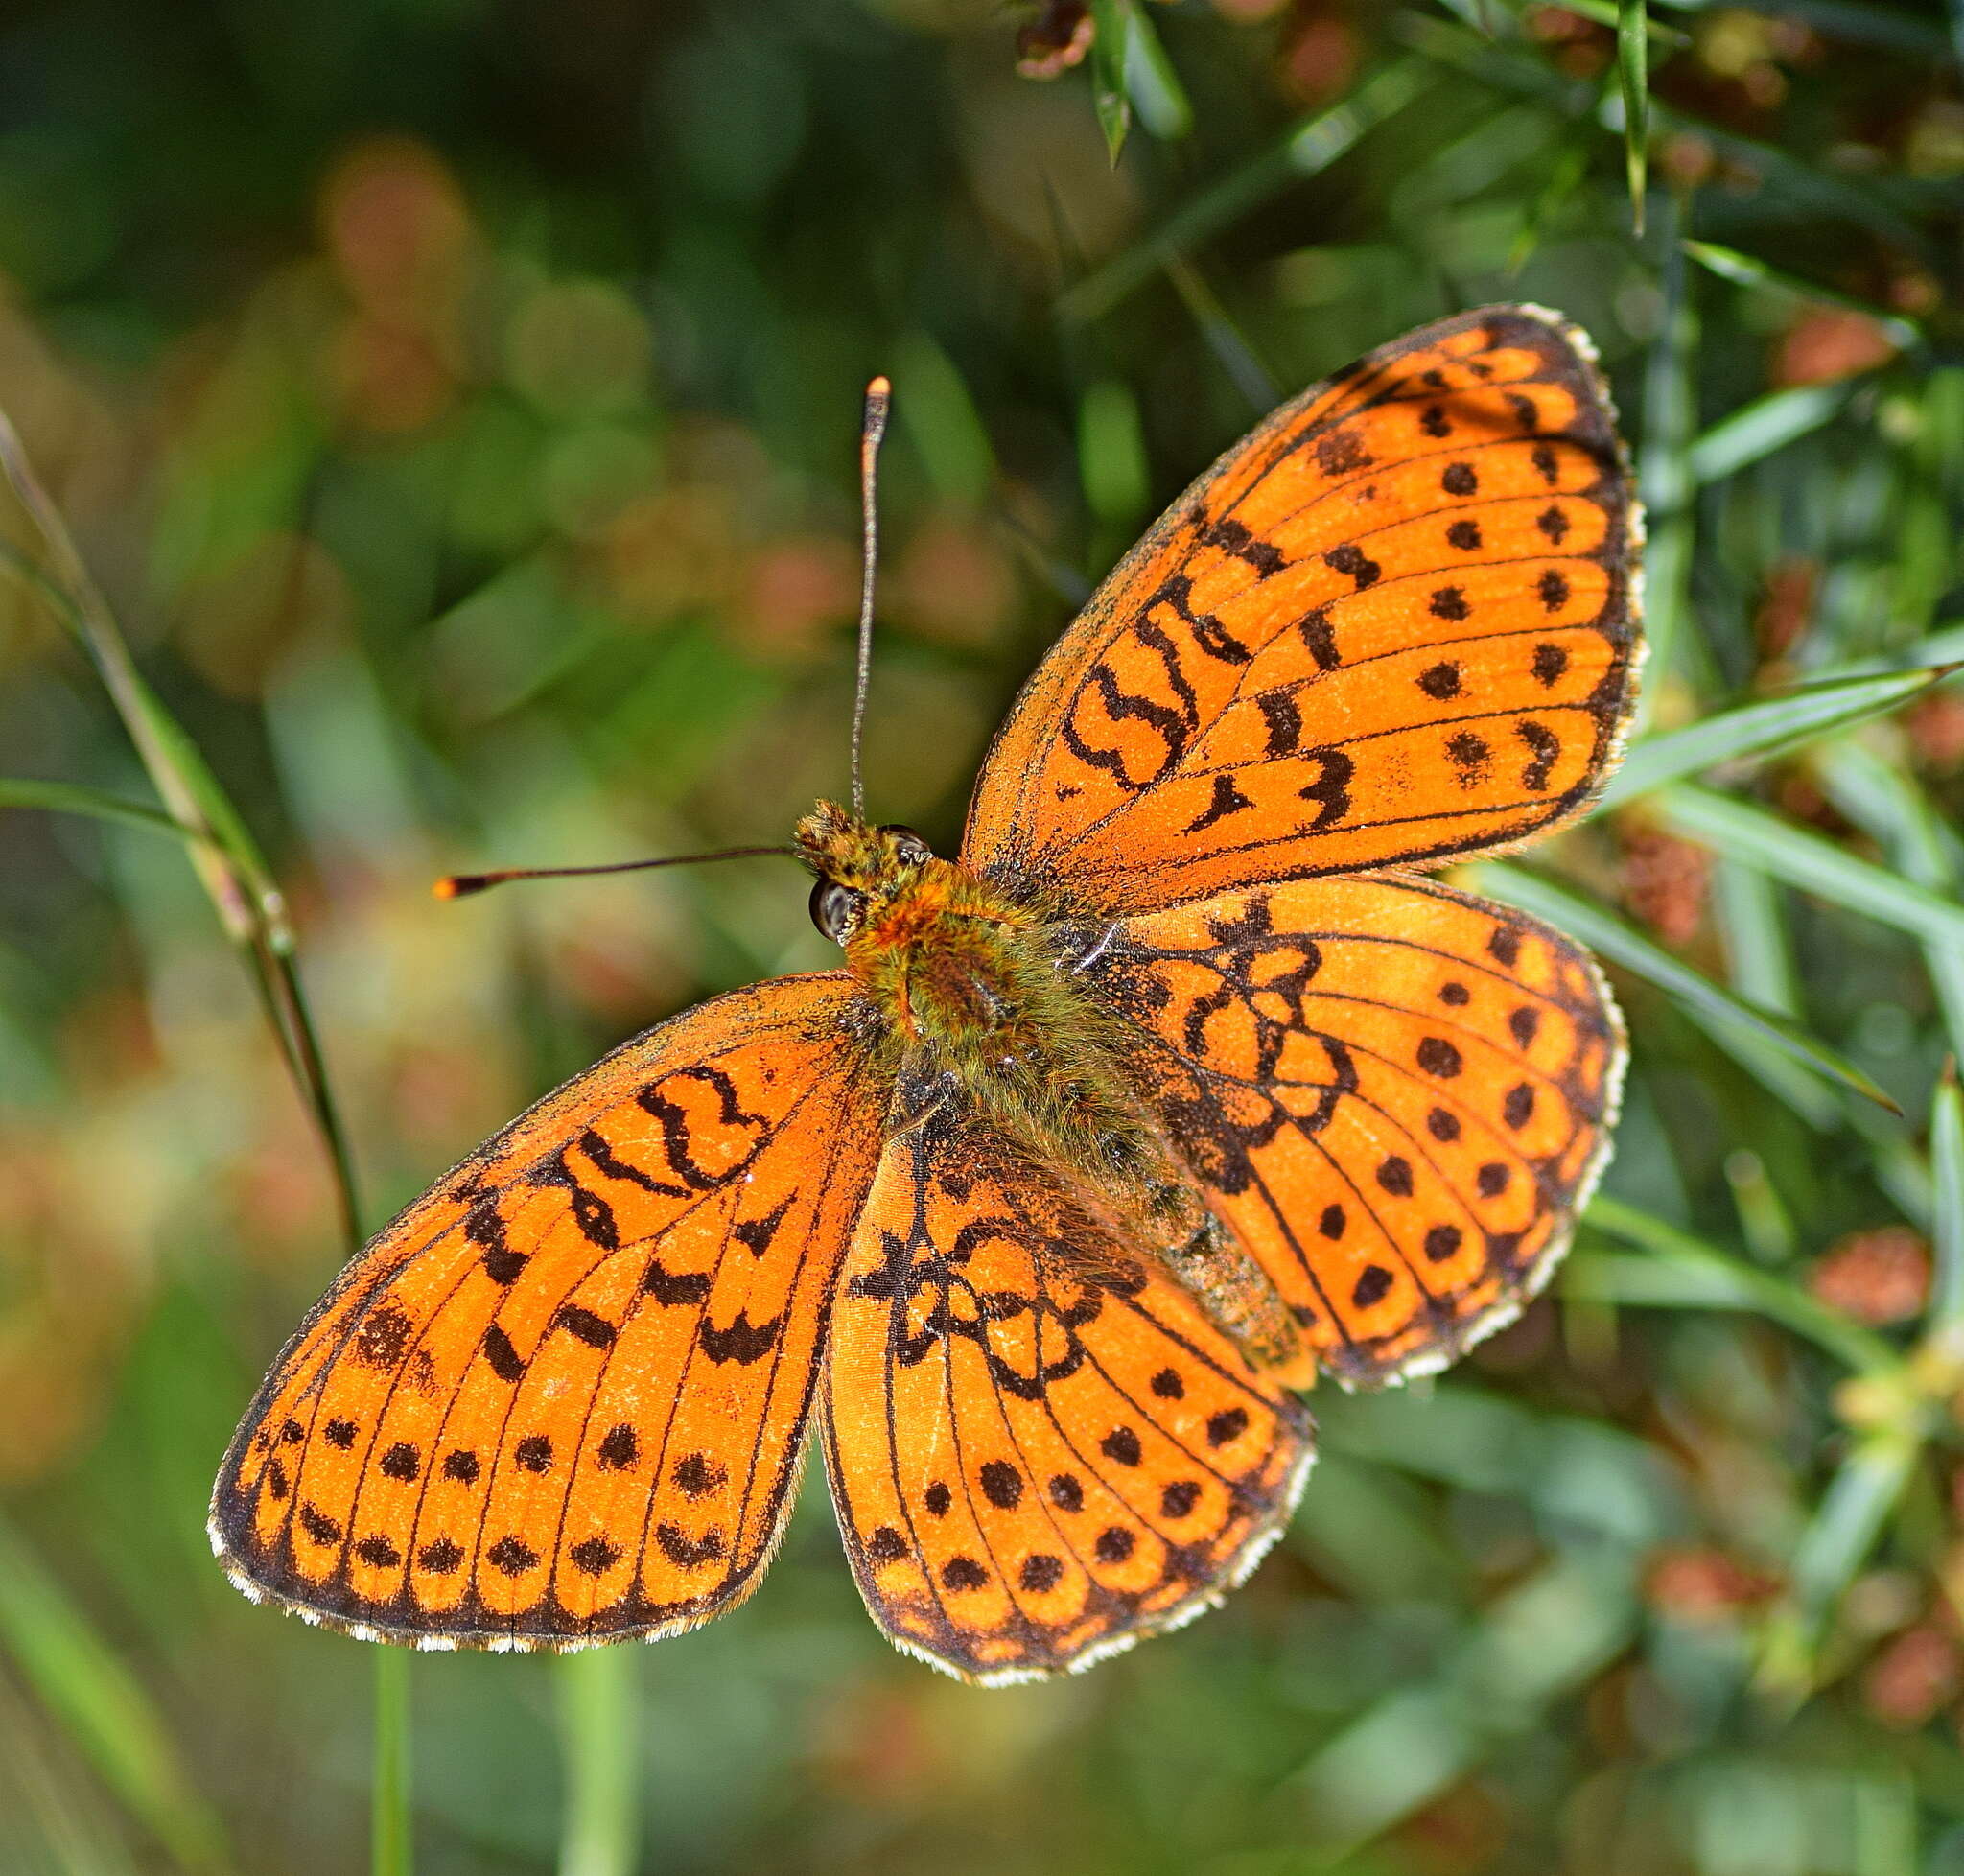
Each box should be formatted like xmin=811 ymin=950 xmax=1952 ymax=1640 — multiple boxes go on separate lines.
xmin=211 ymin=304 xmax=1641 ymax=1683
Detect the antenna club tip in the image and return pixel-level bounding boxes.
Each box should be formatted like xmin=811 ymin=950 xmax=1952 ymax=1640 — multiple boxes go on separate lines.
xmin=433 ymin=874 xmax=485 ymax=901
xmin=866 ymin=374 xmax=891 ymax=398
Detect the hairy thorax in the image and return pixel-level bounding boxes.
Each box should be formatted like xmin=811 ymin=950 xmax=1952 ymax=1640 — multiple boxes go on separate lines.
xmin=795 ymin=801 xmax=1306 ymax=1378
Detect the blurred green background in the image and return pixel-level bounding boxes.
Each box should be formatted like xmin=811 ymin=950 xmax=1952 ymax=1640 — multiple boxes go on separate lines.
xmin=2 ymin=0 xmax=1964 ymax=1871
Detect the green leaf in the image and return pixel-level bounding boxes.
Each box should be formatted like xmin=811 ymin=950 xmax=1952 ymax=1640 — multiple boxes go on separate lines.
xmin=1655 ymin=784 xmax=1964 ymax=955
xmin=1601 ymin=667 xmax=1954 ymax=808
xmin=1469 ymin=862 xmax=1900 ymax=1111
xmin=1617 ymin=0 xmax=1649 ymax=234
xmin=1686 ymin=380 xmax=1858 ymax=486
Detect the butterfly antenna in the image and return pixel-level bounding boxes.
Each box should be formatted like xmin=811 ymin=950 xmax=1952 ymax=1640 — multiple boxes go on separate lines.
xmin=850 ymin=374 xmax=891 ymax=821
xmin=433 ymin=845 xmax=792 ymax=901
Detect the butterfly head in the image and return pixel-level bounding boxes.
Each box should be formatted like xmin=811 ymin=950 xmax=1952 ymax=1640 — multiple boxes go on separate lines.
xmin=794 ymin=800 xmax=936 ymax=945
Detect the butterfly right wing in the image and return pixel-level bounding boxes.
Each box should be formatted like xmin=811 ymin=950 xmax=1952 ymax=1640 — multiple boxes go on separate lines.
xmin=961 ymin=305 xmax=1639 ymax=913
xmin=1074 ymin=875 xmax=1624 ymax=1388
xmin=211 ymin=974 xmax=883 ymax=1648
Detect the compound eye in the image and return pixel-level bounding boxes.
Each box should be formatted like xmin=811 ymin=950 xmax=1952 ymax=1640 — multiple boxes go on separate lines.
xmin=877 ymin=824 xmax=933 ymax=866
xmin=808 ymin=879 xmax=863 ymax=945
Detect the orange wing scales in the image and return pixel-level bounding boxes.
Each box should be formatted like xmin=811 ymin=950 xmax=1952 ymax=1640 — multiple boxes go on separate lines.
xmin=1075 ymin=874 xmax=1625 ymax=1386
xmin=822 ymin=1093 xmax=1314 ymax=1683
xmin=962 ymin=305 xmax=1640 ymax=913
xmin=211 ymin=976 xmax=882 ymax=1648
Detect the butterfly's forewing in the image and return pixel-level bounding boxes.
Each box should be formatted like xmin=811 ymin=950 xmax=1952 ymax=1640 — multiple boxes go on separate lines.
xmin=211 ymin=976 xmax=882 ymax=1647
xmin=820 ymin=1090 xmax=1314 ymax=1682
xmin=962 ymin=305 xmax=1640 ymax=914
xmin=1076 ymin=876 xmax=1623 ymax=1386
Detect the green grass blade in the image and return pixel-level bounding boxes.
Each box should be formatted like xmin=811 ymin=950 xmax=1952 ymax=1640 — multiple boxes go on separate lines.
xmin=1635 ymin=210 xmax=1695 ymax=729
xmin=1686 ymin=381 xmax=1859 ymax=487
xmin=1508 ymin=139 xmax=1587 ymax=274
xmin=1775 ymin=1438 xmax=1908 ymax=1674
xmin=1470 ymin=862 xmax=1898 ymax=1110
xmin=1531 ymin=0 xmax=1690 ymax=43
xmin=1682 ymin=240 xmax=1926 ymax=350
xmin=1617 ymin=0 xmax=1649 ymax=234
xmin=1654 ymin=106 xmax=1930 ymax=257
xmin=1119 ymin=0 xmax=1191 ymax=140
xmin=1654 ymin=0 xmax=1946 ymax=59
xmin=1057 ymin=58 xmax=1427 ymax=322
xmin=0 ymin=778 xmax=199 ymax=843
xmin=1601 ymin=668 xmax=1953 ymax=808
xmin=556 ymin=1652 xmax=641 ymax=1876
xmin=0 ymin=1515 xmax=232 ymax=1875
xmin=1656 ymin=784 xmax=1964 ymax=955
xmin=1164 ymin=256 xmax=1278 ymax=412
xmin=1930 ymin=1067 xmax=1964 ymax=1333
xmin=1812 ymin=741 xmax=1964 ymax=1064
xmin=1086 ymin=0 xmax=1132 ymax=161
xmin=1578 ymin=1200 xmax=1899 ymax=1373
xmin=372 ymin=1651 xmax=413 ymax=1876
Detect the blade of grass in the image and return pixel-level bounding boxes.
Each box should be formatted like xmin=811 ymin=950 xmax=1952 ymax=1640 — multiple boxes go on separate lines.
xmin=0 ymin=778 xmax=203 ymax=843
xmin=1056 ymin=57 xmax=1428 ymax=322
xmin=1617 ymin=0 xmax=1649 ymax=234
xmin=1086 ymin=0 xmax=1132 ymax=161
xmin=1576 ymin=1201 xmax=1899 ymax=1374
xmin=1656 ymin=784 xmax=1964 ymax=955
xmin=1812 ymin=741 xmax=1964 ymax=1064
xmin=1682 ymin=240 xmax=1924 ymax=352
xmin=0 ymin=409 xmax=402 ymax=1871
xmin=1686 ymin=381 xmax=1859 ymax=487
xmin=1508 ymin=138 xmax=1587 ymax=274
xmin=1163 ymin=256 xmax=1279 ymax=413
xmin=372 ymin=1651 xmax=412 ymax=1876
xmin=1469 ymin=862 xmax=1897 ymax=1110
xmin=1531 ymin=0 xmax=1691 ymax=44
xmin=1636 ymin=204 xmax=1695 ymax=732
xmin=1929 ymin=1067 xmax=1964 ymax=1333
xmin=1119 ymin=0 xmax=1191 ymax=141
xmin=0 ymin=1514 xmax=232 ymax=1875
xmin=556 ymin=1652 xmax=641 ymax=1876
xmin=1654 ymin=0 xmax=1947 ymax=59
xmin=0 ymin=411 xmax=362 ymax=1256
xmin=1761 ymin=1432 xmax=1921 ymax=1698
xmin=1600 ymin=667 xmax=1954 ymax=808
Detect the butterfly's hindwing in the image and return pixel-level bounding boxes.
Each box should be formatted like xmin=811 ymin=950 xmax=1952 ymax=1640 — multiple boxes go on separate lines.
xmin=821 ymin=1098 xmax=1314 ymax=1683
xmin=1079 ymin=874 xmax=1625 ymax=1386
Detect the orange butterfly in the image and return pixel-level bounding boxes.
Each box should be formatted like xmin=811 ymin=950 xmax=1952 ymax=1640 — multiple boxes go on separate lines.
xmin=212 ymin=305 xmax=1641 ymax=1682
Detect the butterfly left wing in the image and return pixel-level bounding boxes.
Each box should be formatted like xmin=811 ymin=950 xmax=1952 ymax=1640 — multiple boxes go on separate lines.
xmin=1074 ymin=873 xmax=1624 ymax=1387
xmin=821 ymin=1085 xmax=1314 ymax=1683
xmin=962 ymin=304 xmax=1640 ymax=914
xmin=211 ymin=974 xmax=882 ymax=1648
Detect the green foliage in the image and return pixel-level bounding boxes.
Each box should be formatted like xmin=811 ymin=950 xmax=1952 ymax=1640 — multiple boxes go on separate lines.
xmin=0 ymin=1 xmax=1961 ymax=1872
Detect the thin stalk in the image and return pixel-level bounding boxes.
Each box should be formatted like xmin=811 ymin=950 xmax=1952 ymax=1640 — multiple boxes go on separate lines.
xmin=556 ymin=1652 xmax=641 ymax=1876
xmin=371 ymin=1651 xmax=413 ymax=1876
